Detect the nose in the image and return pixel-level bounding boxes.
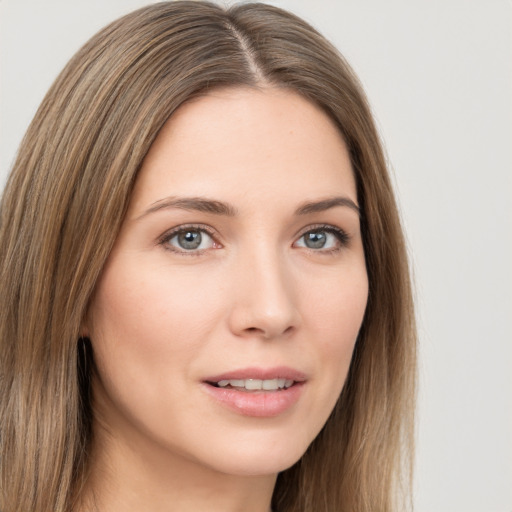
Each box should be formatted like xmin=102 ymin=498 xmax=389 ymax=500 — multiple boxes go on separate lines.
xmin=227 ymin=247 xmax=301 ymax=340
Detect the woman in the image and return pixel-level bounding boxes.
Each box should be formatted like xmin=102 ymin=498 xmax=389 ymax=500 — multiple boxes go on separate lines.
xmin=0 ymin=2 xmax=416 ymax=511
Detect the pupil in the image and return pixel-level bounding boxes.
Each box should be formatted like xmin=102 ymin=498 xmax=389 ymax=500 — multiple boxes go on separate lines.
xmin=305 ymin=231 xmax=326 ymax=249
xmin=178 ymin=231 xmax=201 ymax=249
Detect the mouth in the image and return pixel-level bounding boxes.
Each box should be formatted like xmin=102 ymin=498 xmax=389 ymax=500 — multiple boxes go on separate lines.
xmin=202 ymin=367 xmax=306 ymax=417
xmin=207 ymin=378 xmax=295 ymax=392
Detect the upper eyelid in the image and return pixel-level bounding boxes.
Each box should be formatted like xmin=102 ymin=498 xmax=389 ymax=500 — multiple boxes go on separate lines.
xmin=159 ymin=223 xmax=218 ymax=240
xmin=294 ymin=224 xmax=351 ymax=250
xmin=295 ymin=223 xmax=349 ymax=238
xmin=157 ymin=224 xmax=221 ymax=251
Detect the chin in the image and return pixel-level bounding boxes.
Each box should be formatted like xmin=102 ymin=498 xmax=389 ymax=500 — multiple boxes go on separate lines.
xmin=209 ymin=452 xmax=303 ymax=478
xmin=184 ymin=424 xmax=315 ymax=477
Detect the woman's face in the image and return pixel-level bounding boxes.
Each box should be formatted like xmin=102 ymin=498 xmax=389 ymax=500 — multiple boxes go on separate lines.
xmin=86 ymin=87 xmax=368 ymax=477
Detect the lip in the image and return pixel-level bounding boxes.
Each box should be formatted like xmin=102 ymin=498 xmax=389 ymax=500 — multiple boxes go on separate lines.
xmin=204 ymin=366 xmax=307 ymax=383
xmin=202 ymin=366 xmax=307 ymax=418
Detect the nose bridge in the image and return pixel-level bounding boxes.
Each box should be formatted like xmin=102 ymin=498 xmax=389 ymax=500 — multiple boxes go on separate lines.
xmin=229 ymin=238 xmax=299 ymax=339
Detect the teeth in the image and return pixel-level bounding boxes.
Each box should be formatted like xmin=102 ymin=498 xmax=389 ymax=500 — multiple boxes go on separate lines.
xmin=246 ymin=379 xmax=263 ymax=390
xmin=216 ymin=378 xmax=294 ymax=390
xmin=262 ymin=379 xmax=277 ymax=390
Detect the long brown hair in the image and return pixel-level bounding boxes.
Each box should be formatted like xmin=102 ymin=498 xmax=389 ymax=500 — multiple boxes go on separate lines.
xmin=0 ymin=2 xmax=416 ymax=511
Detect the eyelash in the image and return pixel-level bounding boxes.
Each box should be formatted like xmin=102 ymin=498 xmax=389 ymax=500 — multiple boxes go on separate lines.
xmin=158 ymin=223 xmax=350 ymax=256
xmin=296 ymin=224 xmax=350 ymax=254
xmin=158 ymin=224 xmax=219 ymax=256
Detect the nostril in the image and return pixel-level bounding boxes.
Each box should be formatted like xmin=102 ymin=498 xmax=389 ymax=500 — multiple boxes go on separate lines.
xmin=243 ymin=325 xmax=295 ymax=339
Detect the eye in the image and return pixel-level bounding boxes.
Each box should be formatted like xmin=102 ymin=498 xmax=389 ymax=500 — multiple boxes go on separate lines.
xmin=294 ymin=226 xmax=349 ymax=251
xmin=160 ymin=226 xmax=218 ymax=253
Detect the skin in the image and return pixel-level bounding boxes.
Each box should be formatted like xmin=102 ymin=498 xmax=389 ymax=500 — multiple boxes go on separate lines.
xmin=83 ymin=87 xmax=368 ymax=512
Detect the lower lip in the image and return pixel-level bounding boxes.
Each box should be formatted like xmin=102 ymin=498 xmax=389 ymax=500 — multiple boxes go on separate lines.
xmin=202 ymin=382 xmax=305 ymax=417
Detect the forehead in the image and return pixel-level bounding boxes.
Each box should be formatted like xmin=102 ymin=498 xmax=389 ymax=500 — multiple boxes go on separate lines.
xmin=129 ymin=87 xmax=356 ymax=214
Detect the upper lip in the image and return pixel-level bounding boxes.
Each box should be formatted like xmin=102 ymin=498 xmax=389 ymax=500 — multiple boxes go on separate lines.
xmin=204 ymin=366 xmax=307 ymax=383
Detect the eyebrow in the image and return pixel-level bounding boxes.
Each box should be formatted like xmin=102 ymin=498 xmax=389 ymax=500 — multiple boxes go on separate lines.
xmin=137 ymin=194 xmax=359 ymax=219
xmin=295 ymin=197 xmax=360 ymax=216
xmin=138 ymin=196 xmax=238 ymax=219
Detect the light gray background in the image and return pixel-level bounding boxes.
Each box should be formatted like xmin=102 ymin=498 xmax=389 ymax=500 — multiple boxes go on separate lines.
xmin=1 ymin=1 xmax=511 ymax=511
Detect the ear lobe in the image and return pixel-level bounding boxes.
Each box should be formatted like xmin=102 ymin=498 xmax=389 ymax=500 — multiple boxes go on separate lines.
xmin=80 ymin=314 xmax=91 ymax=339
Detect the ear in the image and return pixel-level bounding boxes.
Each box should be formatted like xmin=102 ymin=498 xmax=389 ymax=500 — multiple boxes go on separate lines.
xmin=79 ymin=311 xmax=91 ymax=339
xmin=79 ymin=327 xmax=90 ymax=339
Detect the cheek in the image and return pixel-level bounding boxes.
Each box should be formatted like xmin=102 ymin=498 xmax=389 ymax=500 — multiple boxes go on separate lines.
xmin=86 ymin=261 xmax=229 ymax=436
xmin=87 ymin=257 xmax=234 ymax=396
xmin=306 ymin=263 xmax=368 ymax=329
xmin=302 ymin=266 xmax=368 ymax=383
